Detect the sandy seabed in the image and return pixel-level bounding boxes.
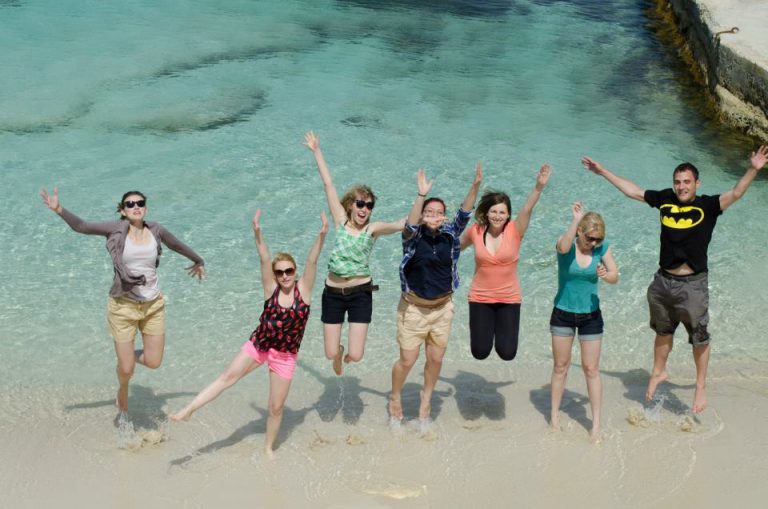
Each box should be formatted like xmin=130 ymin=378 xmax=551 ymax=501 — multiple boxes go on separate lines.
xmin=2 ymin=361 xmax=767 ymax=509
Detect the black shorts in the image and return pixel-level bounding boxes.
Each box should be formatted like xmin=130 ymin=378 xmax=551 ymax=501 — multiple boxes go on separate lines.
xmin=321 ymin=285 xmax=373 ymax=324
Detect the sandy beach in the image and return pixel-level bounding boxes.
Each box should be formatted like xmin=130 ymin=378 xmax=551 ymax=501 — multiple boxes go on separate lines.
xmin=3 ymin=360 xmax=767 ymax=509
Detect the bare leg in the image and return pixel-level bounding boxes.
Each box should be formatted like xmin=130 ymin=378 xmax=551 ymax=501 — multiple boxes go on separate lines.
xmin=550 ymin=335 xmax=574 ymax=430
xmin=580 ymin=339 xmax=603 ymax=442
xmin=264 ymin=370 xmax=292 ymax=459
xmin=114 ymin=341 xmax=137 ymax=413
xmin=389 ymin=347 xmax=420 ymax=420
xmin=691 ymin=344 xmax=710 ymax=414
xmin=323 ymin=323 xmax=344 ymax=375
xmin=420 ymin=344 xmax=446 ymax=421
xmin=135 ymin=333 xmax=165 ymax=369
xmin=646 ymin=334 xmax=672 ymax=401
xmin=170 ymin=350 xmax=259 ymax=421
xmin=344 ymin=322 xmax=369 ymax=365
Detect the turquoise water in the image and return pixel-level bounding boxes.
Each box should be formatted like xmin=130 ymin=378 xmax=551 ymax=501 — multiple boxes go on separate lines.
xmin=2 ymin=0 xmax=766 ymax=390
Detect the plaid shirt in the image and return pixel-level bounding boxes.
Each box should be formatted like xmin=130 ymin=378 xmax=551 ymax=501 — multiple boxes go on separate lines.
xmin=399 ymin=207 xmax=472 ymax=296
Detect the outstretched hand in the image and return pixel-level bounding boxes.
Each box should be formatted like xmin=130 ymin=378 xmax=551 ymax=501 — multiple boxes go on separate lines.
xmin=473 ymin=161 xmax=483 ymax=186
xmin=581 ymin=156 xmax=604 ymax=175
xmin=252 ymin=208 xmax=262 ymax=234
xmin=40 ymin=187 xmax=62 ymax=213
xmin=572 ymin=201 xmax=584 ymax=221
xmin=750 ymin=145 xmax=768 ymax=170
xmin=304 ymin=130 xmax=320 ymax=152
xmin=187 ymin=263 xmax=206 ymax=281
xmin=319 ymin=211 xmax=329 ymax=234
xmin=417 ymin=168 xmax=434 ymax=196
xmin=536 ymin=164 xmax=552 ymax=190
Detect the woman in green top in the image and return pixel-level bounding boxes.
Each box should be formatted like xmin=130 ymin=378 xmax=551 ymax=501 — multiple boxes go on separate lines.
xmin=304 ymin=131 xmax=405 ymax=375
xmin=549 ymin=202 xmax=618 ymax=442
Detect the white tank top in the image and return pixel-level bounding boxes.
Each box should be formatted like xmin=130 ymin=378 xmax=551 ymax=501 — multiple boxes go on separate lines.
xmin=123 ymin=233 xmax=160 ymax=301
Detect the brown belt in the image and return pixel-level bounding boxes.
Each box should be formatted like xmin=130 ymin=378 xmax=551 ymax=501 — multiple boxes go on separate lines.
xmin=324 ymin=282 xmax=379 ymax=296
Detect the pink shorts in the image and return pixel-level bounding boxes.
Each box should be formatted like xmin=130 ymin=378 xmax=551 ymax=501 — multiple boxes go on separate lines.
xmin=241 ymin=341 xmax=298 ymax=380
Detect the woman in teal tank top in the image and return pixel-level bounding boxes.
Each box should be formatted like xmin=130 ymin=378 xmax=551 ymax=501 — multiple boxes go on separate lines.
xmin=549 ymin=202 xmax=618 ymax=443
xmin=305 ymin=131 xmax=405 ymax=376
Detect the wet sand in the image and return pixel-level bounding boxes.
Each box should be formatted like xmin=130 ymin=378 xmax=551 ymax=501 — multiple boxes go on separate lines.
xmin=2 ymin=362 xmax=767 ymax=509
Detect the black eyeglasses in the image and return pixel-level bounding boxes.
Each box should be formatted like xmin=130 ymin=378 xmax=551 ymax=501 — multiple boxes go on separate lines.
xmin=585 ymin=235 xmax=603 ymax=244
xmin=274 ymin=267 xmax=296 ymax=277
xmin=354 ymin=199 xmax=375 ymax=210
xmin=123 ymin=200 xmax=146 ymax=209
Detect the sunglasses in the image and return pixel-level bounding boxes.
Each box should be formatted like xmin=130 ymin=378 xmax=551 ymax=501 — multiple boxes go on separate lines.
xmin=273 ymin=267 xmax=296 ymax=277
xmin=354 ymin=199 xmax=375 ymax=210
xmin=123 ymin=200 xmax=146 ymax=209
xmin=585 ymin=235 xmax=603 ymax=244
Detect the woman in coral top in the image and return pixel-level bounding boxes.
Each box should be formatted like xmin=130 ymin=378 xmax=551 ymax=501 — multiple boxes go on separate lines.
xmin=460 ymin=164 xmax=551 ymax=360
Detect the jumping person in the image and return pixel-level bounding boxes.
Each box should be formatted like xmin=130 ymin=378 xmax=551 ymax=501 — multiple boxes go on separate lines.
xmin=460 ymin=164 xmax=551 ymax=360
xmin=389 ymin=164 xmax=481 ymax=426
xmin=171 ymin=209 xmax=327 ymax=459
xmin=40 ymin=188 xmax=206 ymax=414
xmin=582 ymin=145 xmax=768 ymax=413
xmin=304 ymin=130 xmax=404 ymax=375
xmin=549 ymin=203 xmax=618 ymax=441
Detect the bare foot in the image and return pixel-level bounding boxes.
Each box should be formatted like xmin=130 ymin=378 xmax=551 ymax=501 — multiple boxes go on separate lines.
xmin=388 ymin=394 xmax=403 ymax=421
xmin=589 ymin=426 xmax=602 ymax=444
xmin=116 ymin=386 xmax=129 ymax=413
xmin=332 ymin=345 xmax=344 ymax=376
xmin=646 ymin=370 xmax=668 ymax=402
xmin=550 ymin=412 xmax=561 ymax=432
xmin=264 ymin=447 xmax=275 ymax=460
xmin=692 ymin=385 xmax=707 ymax=414
xmin=169 ymin=407 xmax=193 ymax=422
xmin=418 ymin=390 xmax=431 ymax=421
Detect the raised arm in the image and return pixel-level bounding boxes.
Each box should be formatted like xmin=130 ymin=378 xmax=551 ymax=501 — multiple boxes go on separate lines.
xmin=298 ymin=212 xmax=329 ymax=301
xmin=515 ymin=163 xmax=551 ymax=237
xmin=407 ymin=169 xmax=434 ymax=225
xmin=369 ymin=218 xmax=407 ymax=238
xmin=40 ymin=187 xmax=115 ymax=235
xmin=304 ymin=130 xmax=347 ymax=225
xmin=461 ymin=161 xmax=483 ymax=212
xmin=556 ymin=201 xmax=584 ymax=254
xmin=597 ymin=247 xmax=619 ymax=284
xmin=719 ymin=145 xmax=768 ymax=211
xmin=582 ymin=156 xmax=645 ymax=202
xmin=252 ymin=209 xmax=275 ymax=296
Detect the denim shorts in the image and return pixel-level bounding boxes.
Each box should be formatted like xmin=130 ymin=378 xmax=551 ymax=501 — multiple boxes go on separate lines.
xmin=549 ymin=307 xmax=604 ymax=340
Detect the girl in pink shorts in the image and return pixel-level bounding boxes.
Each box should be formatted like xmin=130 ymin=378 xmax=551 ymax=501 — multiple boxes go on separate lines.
xmin=171 ymin=209 xmax=327 ymax=459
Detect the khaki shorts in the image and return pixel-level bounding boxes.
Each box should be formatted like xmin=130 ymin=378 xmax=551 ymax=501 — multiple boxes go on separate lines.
xmin=396 ymin=295 xmax=454 ymax=350
xmin=107 ymin=294 xmax=165 ymax=343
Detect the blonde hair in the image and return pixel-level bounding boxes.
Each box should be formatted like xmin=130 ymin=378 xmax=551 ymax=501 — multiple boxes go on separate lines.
xmin=578 ymin=212 xmax=605 ymax=239
xmin=271 ymin=252 xmax=297 ymax=271
xmin=340 ymin=185 xmax=376 ymax=220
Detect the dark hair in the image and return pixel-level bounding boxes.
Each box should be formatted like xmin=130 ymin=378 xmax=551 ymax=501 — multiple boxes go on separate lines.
xmin=673 ymin=163 xmax=699 ymax=180
xmin=474 ymin=191 xmax=511 ymax=226
xmin=421 ymin=197 xmax=446 ymax=214
xmin=116 ymin=191 xmax=147 ymax=217
xmin=340 ymin=185 xmax=376 ymax=220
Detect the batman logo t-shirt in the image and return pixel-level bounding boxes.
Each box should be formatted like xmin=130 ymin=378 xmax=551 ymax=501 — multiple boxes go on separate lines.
xmin=644 ymin=188 xmax=722 ymax=272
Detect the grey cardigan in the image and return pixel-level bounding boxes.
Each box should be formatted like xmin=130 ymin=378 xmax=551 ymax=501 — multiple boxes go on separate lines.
xmin=59 ymin=208 xmax=205 ymax=298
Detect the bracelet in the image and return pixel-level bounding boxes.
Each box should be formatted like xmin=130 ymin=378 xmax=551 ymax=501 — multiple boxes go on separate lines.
xmin=418 ymin=193 xmax=426 ymax=197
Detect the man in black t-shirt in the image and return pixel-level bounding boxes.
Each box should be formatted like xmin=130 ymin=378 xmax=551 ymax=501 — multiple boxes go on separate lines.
xmin=582 ymin=145 xmax=767 ymax=414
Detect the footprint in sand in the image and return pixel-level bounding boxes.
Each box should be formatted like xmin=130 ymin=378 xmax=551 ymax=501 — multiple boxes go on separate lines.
xmin=346 ymin=434 xmax=365 ymax=445
xmin=462 ymin=420 xmax=482 ymax=431
xmin=310 ymin=430 xmax=333 ymax=449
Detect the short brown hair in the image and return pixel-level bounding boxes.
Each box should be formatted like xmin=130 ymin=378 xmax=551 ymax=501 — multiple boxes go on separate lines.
xmin=340 ymin=185 xmax=376 ymax=220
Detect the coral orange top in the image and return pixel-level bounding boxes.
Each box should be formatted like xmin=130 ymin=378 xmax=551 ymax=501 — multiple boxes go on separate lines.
xmin=467 ymin=221 xmax=522 ymax=304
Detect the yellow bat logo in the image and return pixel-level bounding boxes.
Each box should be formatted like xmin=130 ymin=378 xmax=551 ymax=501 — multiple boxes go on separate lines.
xmin=660 ymin=204 xmax=704 ymax=229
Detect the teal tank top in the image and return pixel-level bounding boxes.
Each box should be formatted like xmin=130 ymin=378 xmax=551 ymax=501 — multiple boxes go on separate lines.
xmin=553 ymin=241 xmax=609 ymax=313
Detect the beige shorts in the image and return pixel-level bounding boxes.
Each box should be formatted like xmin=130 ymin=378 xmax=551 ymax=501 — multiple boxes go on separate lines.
xmin=396 ymin=295 xmax=454 ymax=350
xmin=107 ymin=294 xmax=165 ymax=343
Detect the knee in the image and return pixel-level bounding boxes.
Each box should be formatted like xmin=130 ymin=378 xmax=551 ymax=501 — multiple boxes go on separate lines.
xmin=552 ymin=362 xmax=569 ymax=376
xmin=471 ymin=347 xmax=491 ymax=360
xmin=269 ymin=401 xmax=284 ymax=418
xmin=496 ymin=346 xmax=518 ymax=361
xmin=117 ymin=365 xmax=135 ymax=379
xmin=582 ymin=364 xmax=600 ymax=379
xmin=398 ymin=356 xmax=417 ymax=370
xmin=425 ymin=354 xmax=443 ymax=367
xmin=346 ymin=351 xmax=364 ymax=363
xmin=143 ymin=358 xmax=162 ymax=370
xmin=218 ymin=370 xmax=240 ymax=386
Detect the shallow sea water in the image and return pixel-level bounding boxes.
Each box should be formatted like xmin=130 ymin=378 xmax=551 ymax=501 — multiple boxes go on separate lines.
xmin=1 ymin=0 xmax=767 ymax=432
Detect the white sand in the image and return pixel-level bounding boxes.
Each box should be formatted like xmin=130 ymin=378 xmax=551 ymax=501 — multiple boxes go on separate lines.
xmin=2 ymin=362 xmax=767 ymax=509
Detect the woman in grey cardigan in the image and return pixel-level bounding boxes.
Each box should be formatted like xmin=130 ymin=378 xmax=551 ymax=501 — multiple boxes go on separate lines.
xmin=41 ymin=187 xmax=206 ymax=414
